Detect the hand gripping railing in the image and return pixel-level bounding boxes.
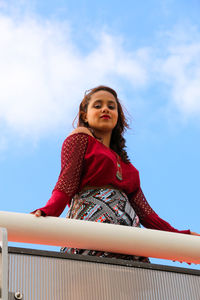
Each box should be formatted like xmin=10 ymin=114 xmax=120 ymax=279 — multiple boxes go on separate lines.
xmin=0 ymin=211 xmax=200 ymax=264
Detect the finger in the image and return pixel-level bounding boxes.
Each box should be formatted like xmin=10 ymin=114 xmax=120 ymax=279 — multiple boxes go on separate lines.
xmin=35 ymin=210 xmax=42 ymax=217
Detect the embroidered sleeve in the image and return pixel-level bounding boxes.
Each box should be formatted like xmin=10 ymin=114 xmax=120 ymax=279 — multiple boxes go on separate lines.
xmin=35 ymin=133 xmax=88 ymax=217
xmin=129 ymin=188 xmax=190 ymax=234
xmin=53 ymin=133 xmax=88 ymax=197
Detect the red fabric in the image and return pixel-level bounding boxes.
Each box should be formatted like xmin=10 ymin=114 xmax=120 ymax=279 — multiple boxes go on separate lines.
xmin=142 ymin=212 xmax=190 ymax=234
xmin=52 ymin=132 xmax=140 ymax=195
xmin=36 ymin=133 xmax=190 ymax=234
xmin=129 ymin=187 xmax=190 ymax=234
xmin=34 ymin=190 xmax=69 ymax=217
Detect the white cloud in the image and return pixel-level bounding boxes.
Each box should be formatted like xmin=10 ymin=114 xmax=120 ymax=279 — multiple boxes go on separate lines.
xmin=0 ymin=13 xmax=149 ymax=140
xmin=0 ymin=10 xmax=200 ymax=145
xmin=0 ymin=135 xmax=7 ymax=152
xmin=156 ymin=28 xmax=200 ymax=118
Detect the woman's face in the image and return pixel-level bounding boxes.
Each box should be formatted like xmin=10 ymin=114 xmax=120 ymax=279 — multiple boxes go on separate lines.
xmin=84 ymin=90 xmax=118 ymax=134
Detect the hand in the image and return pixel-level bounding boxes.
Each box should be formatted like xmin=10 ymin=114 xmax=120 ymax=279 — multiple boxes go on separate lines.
xmin=31 ymin=210 xmax=43 ymax=217
xmin=172 ymin=260 xmax=191 ymax=265
xmin=190 ymin=231 xmax=200 ymax=236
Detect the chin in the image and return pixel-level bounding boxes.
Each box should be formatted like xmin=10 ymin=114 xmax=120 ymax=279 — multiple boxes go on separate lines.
xmin=95 ymin=127 xmax=114 ymax=133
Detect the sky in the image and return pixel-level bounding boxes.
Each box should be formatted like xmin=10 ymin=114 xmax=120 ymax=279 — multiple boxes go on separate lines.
xmin=0 ymin=0 xmax=200 ymax=270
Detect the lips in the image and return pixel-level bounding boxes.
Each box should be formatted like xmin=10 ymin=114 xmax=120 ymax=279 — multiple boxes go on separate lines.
xmin=100 ymin=115 xmax=110 ymax=119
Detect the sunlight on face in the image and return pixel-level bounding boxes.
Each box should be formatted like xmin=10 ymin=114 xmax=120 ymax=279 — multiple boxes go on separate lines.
xmin=85 ymin=90 xmax=118 ymax=134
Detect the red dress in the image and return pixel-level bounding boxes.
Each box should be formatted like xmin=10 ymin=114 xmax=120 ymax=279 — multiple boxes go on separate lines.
xmin=36 ymin=133 xmax=190 ymax=234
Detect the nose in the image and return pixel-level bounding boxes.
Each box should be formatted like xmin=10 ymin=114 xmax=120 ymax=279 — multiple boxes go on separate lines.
xmin=101 ymin=105 xmax=109 ymax=113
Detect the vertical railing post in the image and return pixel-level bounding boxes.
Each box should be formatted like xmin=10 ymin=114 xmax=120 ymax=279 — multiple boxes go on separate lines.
xmin=0 ymin=227 xmax=8 ymax=300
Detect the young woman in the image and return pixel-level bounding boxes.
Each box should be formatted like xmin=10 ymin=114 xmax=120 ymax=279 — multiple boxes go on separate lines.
xmin=33 ymin=85 xmax=198 ymax=261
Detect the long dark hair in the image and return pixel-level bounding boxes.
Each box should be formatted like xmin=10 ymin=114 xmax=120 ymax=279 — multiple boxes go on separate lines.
xmin=77 ymin=85 xmax=130 ymax=163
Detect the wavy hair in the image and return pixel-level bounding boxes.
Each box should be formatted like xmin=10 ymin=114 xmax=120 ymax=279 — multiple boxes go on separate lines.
xmin=77 ymin=85 xmax=130 ymax=163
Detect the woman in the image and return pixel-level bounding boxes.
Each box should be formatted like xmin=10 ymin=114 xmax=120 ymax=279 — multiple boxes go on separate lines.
xmin=33 ymin=85 xmax=198 ymax=261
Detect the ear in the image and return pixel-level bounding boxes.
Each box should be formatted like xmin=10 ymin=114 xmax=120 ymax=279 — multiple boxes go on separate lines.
xmin=81 ymin=111 xmax=88 ymax=123
xmin=84 ymin=112 xmax=88 ymax=123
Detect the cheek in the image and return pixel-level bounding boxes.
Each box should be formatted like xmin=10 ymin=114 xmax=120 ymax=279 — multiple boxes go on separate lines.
xmin=89 ymin=111 xmax=98 ymax=120
xmin=87 ymin=110 xmax=98 ymax=122
xmin=114 ymin=112 xmax=118 ymax=123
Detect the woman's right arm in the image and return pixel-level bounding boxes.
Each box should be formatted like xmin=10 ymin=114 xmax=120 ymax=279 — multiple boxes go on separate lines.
xmin=32 ymin=131 xmax=89 ymax=217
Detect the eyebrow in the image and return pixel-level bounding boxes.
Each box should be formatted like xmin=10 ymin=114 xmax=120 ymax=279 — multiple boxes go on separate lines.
xmin=93 ymin=99 xmax=116 ymax=104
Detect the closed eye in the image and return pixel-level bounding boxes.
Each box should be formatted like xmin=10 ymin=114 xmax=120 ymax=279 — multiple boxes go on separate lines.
xmin=94 ymin=104 xmax=101 ymax=109
xmin=108 ymin=105 xmax=116 ymax=110
xmin=92 ymin=100 xmax=117 ymax=110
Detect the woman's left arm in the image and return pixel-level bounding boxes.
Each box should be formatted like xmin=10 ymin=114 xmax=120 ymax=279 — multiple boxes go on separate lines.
xmin=190 ymin=231 xmax=200 ymax=236
xmin=129 ymin=188 xmax=191 ymax=234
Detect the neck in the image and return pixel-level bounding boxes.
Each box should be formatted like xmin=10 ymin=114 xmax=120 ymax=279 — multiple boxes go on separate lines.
xmin=93 ymin=130 xmax=112 ymax=148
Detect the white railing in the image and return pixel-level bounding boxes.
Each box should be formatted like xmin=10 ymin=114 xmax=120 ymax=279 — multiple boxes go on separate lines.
xmin=0 ymin=210 xmax=200 ymax=264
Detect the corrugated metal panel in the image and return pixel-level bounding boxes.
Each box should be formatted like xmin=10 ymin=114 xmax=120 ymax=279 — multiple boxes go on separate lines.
xmin=8 ymin=249 xmax=200 ymax=300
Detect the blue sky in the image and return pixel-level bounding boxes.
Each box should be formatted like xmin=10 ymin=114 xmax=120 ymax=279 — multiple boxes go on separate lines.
xmin=0 ymin=0 xmax=200 ymax=269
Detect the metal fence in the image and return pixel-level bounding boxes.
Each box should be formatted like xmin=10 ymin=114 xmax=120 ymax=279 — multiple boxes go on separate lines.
xmin=1 ymin=246 xmax=200 ymax=300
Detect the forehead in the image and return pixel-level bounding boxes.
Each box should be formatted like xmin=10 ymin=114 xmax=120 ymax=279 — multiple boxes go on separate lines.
xmin=90 ymin=90 xmax=117 ymax=103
